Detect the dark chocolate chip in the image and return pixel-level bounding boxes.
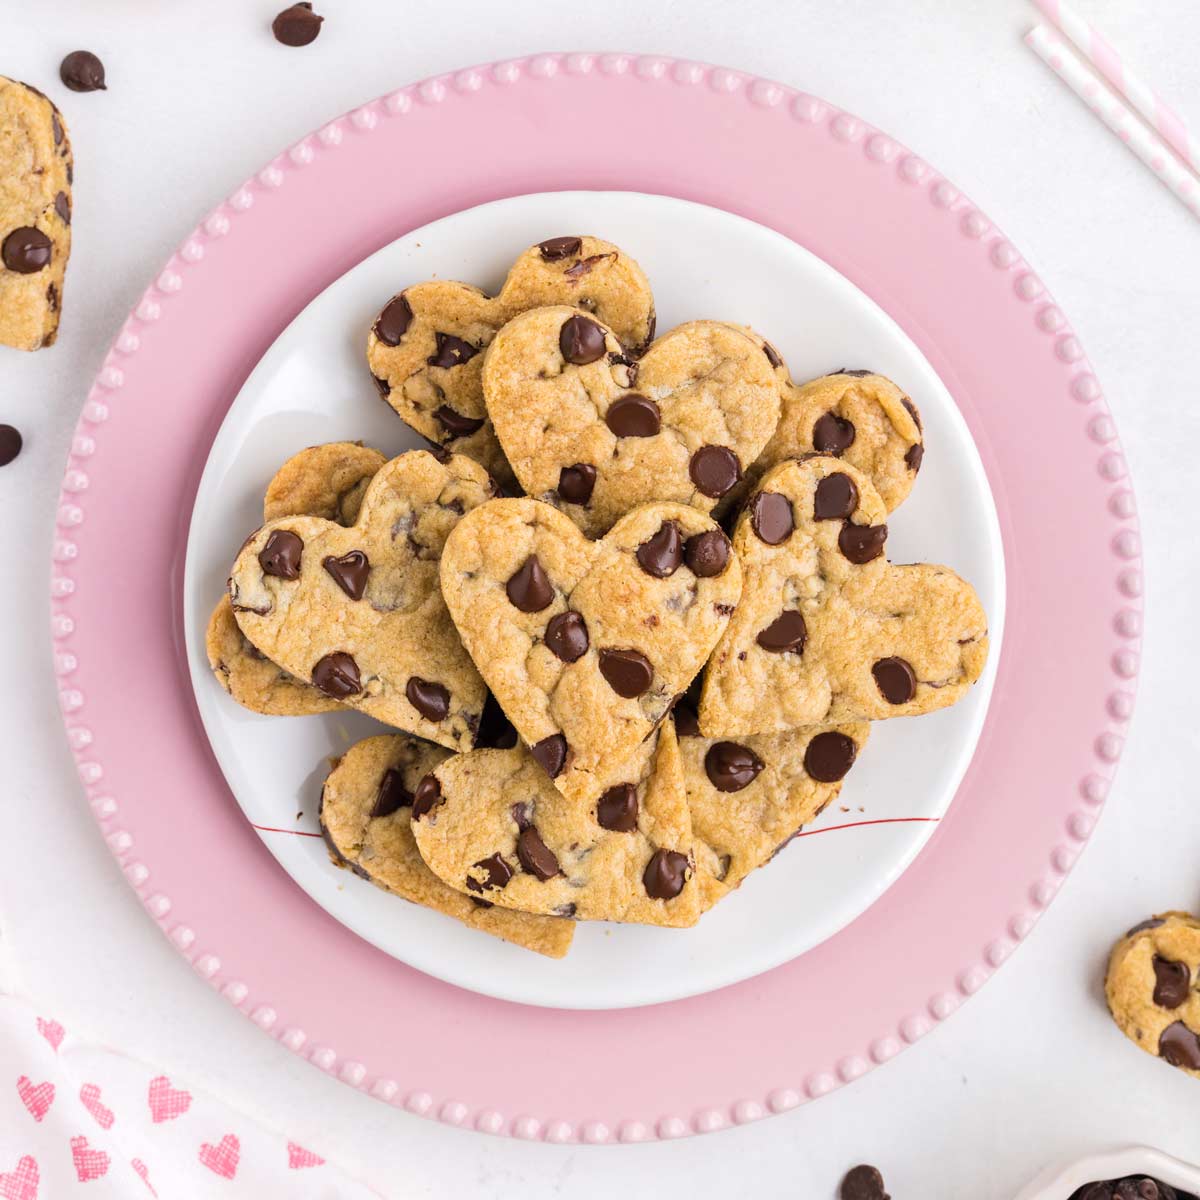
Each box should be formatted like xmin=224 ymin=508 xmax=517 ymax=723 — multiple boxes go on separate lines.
xmin=517 ymin=827 xmax=560 ymax=880
xmin=804 ymin=731 xmax=858 ymax=782
xmin=2 ymin=227 xmax=52 ymax=273
xmin=902 ymin=396 xmax=923 ymax=431
xmin=749 ymin=492 xmax=794 ymax=545
xmin=872 ymin=657 xmax=916 ymax=704
xmin=0 ymin=425 xmax=22 ymax=467
xmin=671 ymin=700 xmax=701 ymax=738
xmin=475 ymin=692 xmax=517 ymax=750
xmin=763 ymin=341 xmax=783 ymax=369
xmin=466 ymin=853 xmax=513 ymax=894
xmin=704 ymin=742 xmax=764 ymax=792
xmin=427 ymin=333 xmax=479 ymax=369
xmin=434 ymin=405 xmax=485 ymax=438
xmin=406 ymin=677 xmax=450 ymax=723
xmin=52 ymin=112 xmax=64 ymax=146
xmin=545 ymin=610 xmax=589 ymax=663
xmin=840 ymin=1164 xmax=890 ymax=1200
xmin=372 ymin=373 xmax=390 ymax=398
xmin=596 ymin=783 xmax=639 ymax=832
xmin=373 ymin=293 xmax=412 ymax=346
xmin=836 ymin=369 xmax=874 ymax=378
xmin=1159 ymin=1021 xmax=1200 ymax=1070
xmin=531 ymin=733 xmax=568 ymax=779
xmin=689 ymin=445 xmax=741 ymax=497
xmin=54 ymin=191 xmax=71 ymax=225
xmin=1127 ymin=918 xmax=1166 ymax=936
xmin=813 ymin=411 xmax=856 ymax=454
xmin=411 ymin=774 xmax=441 ymax=819
xmin=559 ymin=314 xmax=607 ymax=365
xmin=684 ymin=530 xmax=731 ymax=578
xmin=814 ymin=473 xmax=859 ymax=521
xmin=312 ymin=652 xmax=361 ymax=698
xmin=506 ymin=555 xmax=554 ymax=612
xmin=756 ymin=611 xmax=807 ymax=654
xmin=272 ymin=2 xmax=323 ymax=45
xmin=557 ymin=463 xmax=596 ymax=505
xmin=554 ymin=902 xmax=577 ymax=918
xmin=510 ymin=802 xmax=533 ymax=830
xmin=643 ymin=849 xmax=689 ymax=900
xmin=322 ymin=550 xmax=369 ymax=600
xmin=1153 ymin=957 xmax=1191 ymax=1009
xmin=258 ymin=529 xmax=303 ymax=579
xmin=636 ymin=521 xmax=683 ymax=578
xmin=598 ymin=648 xmax=653 ymax=698
xmin=538 ymin=236 xmax=582 ymax=260
xmin=605 ymin=394 xmax=661 ymax=438
xmin=839 ymin=521 xmax=888 ymax=564
xmin=46 ymin=282 xmax=58 ymax=312
xmin=469 ymin=896 xmax=494 ymax=909
xmin=370 ymin=768 xmax=412 ymax=818
xmin=60 ymin=50 xmax=106 ymax=92
xmin=905 ymin=442 xmax=924 ymax=473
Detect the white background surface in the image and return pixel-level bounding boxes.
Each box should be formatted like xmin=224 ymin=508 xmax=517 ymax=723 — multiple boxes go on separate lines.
xmin=3 ymin=1 xmax=1199 ymax=1196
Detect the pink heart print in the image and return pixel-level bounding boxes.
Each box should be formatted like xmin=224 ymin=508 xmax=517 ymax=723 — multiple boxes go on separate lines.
xmin=130 ymin=1159 xmax=156 ymax=1197
xmin=198 ymin=1135 xmax=240 ymax=1180
xmin=147 ymin=1075 xmax=191 ymax=1123
xmin=69 ymin=1137 xmax=109 ymax=1183
xmin=0 ymin=1156 xmax=38 ymax=1200
xmin=79 ymin=1083 xmax=115 ymax=1129
xmin=287 ymin=1141 xmax=324 ymax=1169
xmin=34 ymin=1019 xmax=63 ymax=1053
xmin=14 ymin=1076 xmax=54 ymax=1123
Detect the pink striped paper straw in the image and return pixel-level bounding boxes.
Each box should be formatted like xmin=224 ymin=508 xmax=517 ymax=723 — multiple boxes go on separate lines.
xmin=1026 ymin=25 xmax=1200 ymax=221
xmin=1034 ymin=0 xmax=1199 ymax=174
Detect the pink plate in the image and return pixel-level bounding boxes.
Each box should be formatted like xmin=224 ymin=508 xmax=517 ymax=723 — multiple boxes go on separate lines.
xmin=52 ymin=54 xmax=1141 ymax=1142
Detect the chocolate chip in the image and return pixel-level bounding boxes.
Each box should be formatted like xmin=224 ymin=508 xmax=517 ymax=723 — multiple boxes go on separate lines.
xmin=688 ymin=445 xmax=741 ymax=497
xmin=531 ymin=733 xmax=568 ymax=779
xmin=704 ymin=742 xmax=764 ymax=792
xmin=643 ymin=849 xmax=689 ymax=900
xmin=605 ymin=394 xmax=661 ymax=437
xmin=470 ymin=896 xmax=494 ymax=909
xmin=1153 ymin=957 xmax=1191 ymax=1008
xmin=596 ymin=783 xmax=639 ymax=831
xmin=840 ymin=1164 xmax=890 ymax=1200
xmin=872 ymin=657 xmax=916 ymax=704
xmin=258 ymin=529 xmax=303 ymax=579
xmin=763 ymin=341 xmax=783 ymax=369
xmin=434 ymin=405 xmax=485 ymax=438
xmin=46 ymin=282 xmax=58 ymax=312
xmin=312 ymin=652 xmax=360 ymax=698
xmin=411 ymin=774 xmax=441 ymax=819
xmin=554 ymin=902 xmax=577 ymax=918
xmin=517 ymin=827 xmax=560 ymax=880
xmin=598 ymin=648 xmax=653 ymax=698
xmin=545 ymin=611 xmax=589 ymax=662
xmin=322 ymin=550 xmax=369 ymax=600
xmin=557 ymin=463 xmax=596 ymax=505
xmin=756 ymin=611 xmax=807 ymax=654
xmin=372 ymin=373 xmax=390 ymax=398
xmin=475 ymin=692 xmax=517 ymax=749
xmin=52 ymin=112 xmax=64 ymax=146
xmin=54 ymin=191 xmax=71 ymax=225
xmin=406 ymin=677 xmax=450 ymax=723
xmin=839 ymin=521 xmax=888 ymax=564
xmin=636 ymin=521 xmax=683 ymax=578
xmin=749 ymin=492 xmax=794 ymax=545
xmin=466 ymin=853 xmax=513 ymax=894
xmin=804 ymin=731 xmax=858 ymax=782
xmin=814 ymin=473 xmax=859 ymax=520
xmin=1127 ymin=918 xmax=1166 ymax=936
xmin=813 ymin=411 xmax=856 ymax=454
xmin=370 ymin=768 xmax=412 ymax=818
xmin=510 ymin=802 xmax=533 ymax=830
xmin=836 ymin=369 xmax=874 ymax=379
xmin=902 ymin=396 xmax=923 ymax=431
xmin=905 ymin=442 xmax=924 ymax=473
xmin=559 ymin=314 xmax=607 ymax=365
xmin=506 ymin=555 xmax=554 ymax=612
xmin=565 ymin=253 xmax=614 ymax=279
xmin=2 ymin=227 xmax=52 ymax=274
xmin=1159 ymin=1021 xmax=1200 ymax=1070
xmin=684 ymin=530 xmax=731 ymax=578
xmin=373 ymin=293 xmax=412 ymax=345
xmin=427 ymin=333 xmax=478 ymax=369
xmin=272 ymin=2 xmax=323 ymax=45
xmin=538 ymin=236 xmax=582 ymax=261
xmin=0 ymin=425 xmax=23 ymax=467
xmin=60 ymin=50 xmax=106 ymax=92
xmin=671 ymin=700 xmax=701 ymax=738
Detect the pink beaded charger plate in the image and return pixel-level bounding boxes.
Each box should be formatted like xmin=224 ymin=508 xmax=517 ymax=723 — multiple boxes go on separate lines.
xmin=53 ymin=55 xmax=1141 ymax=1141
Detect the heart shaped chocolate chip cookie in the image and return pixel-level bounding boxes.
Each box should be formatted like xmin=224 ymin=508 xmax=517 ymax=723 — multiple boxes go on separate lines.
xmin=483 ymin=307 xmax=782 ymax=536
xmin=411 ymin=721 xmax=700 ymax=926
xmin=440 ymin=497 xmax=742 ymax=804
xmin=229 ymin=450 xmax=494 ymax=750
xmin=367 ymin=237 xmax=655 ymax=488
xmin=699 ymin=456 xmax=987 ymax=735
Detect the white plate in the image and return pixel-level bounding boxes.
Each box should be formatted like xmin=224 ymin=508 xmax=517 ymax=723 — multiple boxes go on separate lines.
xmin=184 ymin=191 xmax=1005 ymax=1010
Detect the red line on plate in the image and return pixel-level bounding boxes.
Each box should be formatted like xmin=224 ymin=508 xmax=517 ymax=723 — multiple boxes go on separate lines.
xmin=796 ymin=816 xmax=940 ymax=838
xmin=251 ymin=823 xmax=324 ymax=838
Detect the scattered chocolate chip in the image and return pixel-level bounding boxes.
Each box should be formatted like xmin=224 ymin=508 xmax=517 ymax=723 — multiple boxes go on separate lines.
xmin=704 ymin=742 xmax=764 ymax=792
xmin=545 ymin=611 xmax=589 ymax=663
xmin=312 ymin=652 xmax=360 ymax=698
xmin=2 ymin=227 xmax=52 ymax=273
xmin=756 ymin=611 xmax=807 ymax=654
xmin=506 ymin=555 xmax=554 ymax=612
xmin=671 ymin=700 xmax=701 ymax=738
xmin=688 ymin=445 xmax=741 ymax=497
xmin=840 ymin=1164 xmax=890 ymax=1200
xmin=373 ymin=293 xmax=412 ymax=345
xmin=813 ymin=411 xmax=856 ymax=454
xmin=644 ymin=849 xmax=689 ymax=900
xmin=517 ymin=827 xmax=560 ymax=880
xmin=1153 ymin=957 xmax=1191 ymax=1009
xmin=605 ymin=394 xmax=661 ymax=438
xmin=538 ymin=235 xmax=582 ymax=260
xmin=905 ymin=442 xmax=924 ymax=473
xmin=46 ymin=282 xmax=58 ymax=312
xmin=371 ymin=373 xmax=390 ymax=398
xmin=52 ymin=112 xmax=64 ymax=146
xmin=470 ymin=896 xmax=494 ymax=909
xmin=411 ymin=774 xmax=441 ymax=819
xmin=804 ymin=732 xmax=858 ymax=782
xmin=1127 ymin=918 xmax=1166 ymax=936
xmin=597 ymin=783 xmax=639 ymax=832
xmin=322 ymin=550 xmax=369 ymax=600
xmin=475 ymin=693 xmax=517 ymax=749
xmin=749 ymin=492 xmax=794 ymax=545
xmin=428 ymin=332 xmax=478 ymax=369
xmin=434 ymin=405 xmax=485 ymax=438
xmin=837 ymin=369 xmax=874 ymax=378
xmin=902 ymin=396 xmax=922 ymax=431
xmin=60 ymin=50 xmax=106 ymax=92
xmin=565 ymin=253 xmax=614 ymax=279
xmin=54 ymin=191 xmax=71 ymax=225
xmin=559 ymin=314 xmax=607 ymax=365
xmin=370 ymin=768 xmax=412 ymax=818
xmin=872 ymin=657 xmax=916 ymax=704
xmin=763 ymin=341 xmax=783 ymax=368
xmin=258 ymin=529 xmax=304 ymax=579
xmin=531 ymin=733 xmax=568 ymax=779
xmin=0 ymin=425 xmax=23 ymax=467
xmin=839 ymin=521 xmax=888 ymax=564
xmin=599 ymin=648 xmax=653 ymax=698
xmin=272 ymin=2 xmax=323 ymax=45
xmin=557 ymin=463 xmax=596 ymax=505
xmin=466 ymin=853 xmax=513 ymax=894
xmin=510 ymin=802 xmax=533 ymax=830
xmin=1159 ymin=1020 xmax=1200 ymax=1070
xmin=636 ymin=521 xmax=683 ymax=578
xmin=684 ymin=529 xmax=731 ymax=578
xmin=406 ymin=677 xmax=450 ymax=723
xmin=554 ymin=902 xmax=577 ymax=918
xmin=814 ymin=472 xmax=859 ymax=521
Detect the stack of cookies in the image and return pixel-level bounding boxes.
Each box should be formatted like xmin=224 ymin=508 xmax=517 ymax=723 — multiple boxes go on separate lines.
xmin=207 ymin=236 xmax=989 ymax=959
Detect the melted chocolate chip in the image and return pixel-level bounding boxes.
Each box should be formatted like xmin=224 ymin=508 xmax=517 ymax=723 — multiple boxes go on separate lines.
xmin=671 ymin=700 xmax=701 ymax=738
xmin=814 ymin=473 xmax=859 ymax=521
xmin=258 ymin=529 xmax=303 ymax=579
xmin=406 ymin=677 xmax=450 ymax=723
xmin=272 ymin=2 xmax=323 ymax=45
xmin=902 ymin=396 xmax=923 ymax=431
xmin=510 ymin=802 xmax=533 ymax=830
xmin=749 ymin=492 xmax=794 ymax=545
xmin=312 ymin=652 xmax=361 ymax=698
xmin=322 ymin=550 xmax=369 ymax=600
xmin=559 ymin=314 xmax=607 ymax=365
xmin=1127 ymin=918 xmax=1166 ymax=936
xmin=60 ymin=50 xmax=107 ymax=92
xmin=905 ymin=442 xmax=924 ymax=473
xmin=872 ymin=657 xmax=916 ymax=704
xmin=466 ymin=853 xmax=513 ymax=894
xmin=373 ymin=293 xmax=412 ymax=345
xmin=598 ymin=648 xmax=653 ymax=698
xmin=54 ymin=192 xmax=71 ymax=225
xmin=605 ymin=394 xmax=661 ymax=438
xmin=0 ymin=425 xmax=23 ymax=467
xmin=370 ymin=768 xmax=412 ymax=818
xmin=506 ymin=555 xmax=554 ymax=612
xmin=545 ymin=610 xmax=589 ymax=662
xmin=538 ymin=236 xmax=582 ymax=260
xmin=689 ymin=445 xmax=741 ymax=498
xmin=756 ymin=611 xmax=807 ymax=654
xmin=428 ymin=333 xmax=479 ymax=369
xmin=840 ymin=1164 xmax=890 ymax=1200
xmin=2 ymin=227 xmax=52 ymax=273
xmin=813 ymin=411 xmax=856 ymax=454
xmin=1159 ymin=1021 xmax=1200 ymax=1070
xmin=704 ymin=742 xmax=764 ymax=792
xmin=411 ymin=774 xmax=442 ymax=819
xmin=684 ymin=530 xmax=731 ymax=578
xmin=596 ymin=784 xmax=639 ymax=832
xmin=643 ymin=849 xmax=690 ymax=900
xmin=1153 ymin=957 xmax=1191 ymax=1009
xmin=434 ymin=405 xmax=485 ymax=438
xmin=531 ymin=733 xmax=568 ymax=779
xmin=804 ymin=731 xmax=858 ymax=782
xmin=636 ymin=521 xmax=683 ymax=578
xmin=839 ymin=521 xmax=888 ymax=564
xmin=475 ymin=693 xmax=517 ymax=749
xmin=763 ymin=341 xmax=783 ymax=369
xmin=557 ymin=463 xmax=596 ymax=505
xmin=517 ymin=827 xmax=560 ymax=880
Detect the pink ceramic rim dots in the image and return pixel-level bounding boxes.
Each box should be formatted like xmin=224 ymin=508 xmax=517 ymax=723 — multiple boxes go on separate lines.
xmin=51 ymin=54 xmax=1142 ymax=1143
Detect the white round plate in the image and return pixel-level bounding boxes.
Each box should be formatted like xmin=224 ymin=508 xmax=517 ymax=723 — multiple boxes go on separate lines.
xmin=184 ymin=191 xmax=1005 ymax=1010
